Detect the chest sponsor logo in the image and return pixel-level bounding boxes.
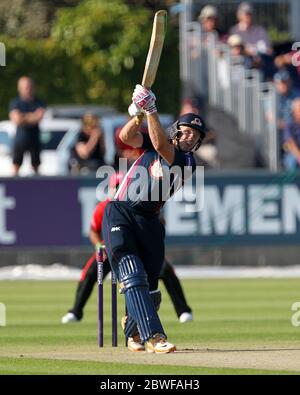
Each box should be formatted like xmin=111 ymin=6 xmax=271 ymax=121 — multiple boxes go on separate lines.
xmin=149 ymin=160 xmax=163 ymax=179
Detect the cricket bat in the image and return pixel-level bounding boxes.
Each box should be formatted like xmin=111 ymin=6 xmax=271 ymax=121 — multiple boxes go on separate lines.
xmin=135 ymin=9 xmax=167 ymax=125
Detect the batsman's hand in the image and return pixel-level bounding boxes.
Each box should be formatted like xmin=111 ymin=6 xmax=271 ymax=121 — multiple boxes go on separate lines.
xmin=128 ymin=102 xmax=142 ymax=117
xmin=132 ymin=84 xmax=157 ymax=115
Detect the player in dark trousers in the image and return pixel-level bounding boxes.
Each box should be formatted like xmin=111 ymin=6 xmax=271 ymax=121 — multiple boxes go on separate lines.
xmin=102 ymin=84 xmax=206 ymax=353
xmin=61 ymin=173 xmax=193 ymax=330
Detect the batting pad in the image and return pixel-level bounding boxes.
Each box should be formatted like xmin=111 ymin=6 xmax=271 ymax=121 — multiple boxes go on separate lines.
xmin=119 ymin=255 xmax=165 ymax=342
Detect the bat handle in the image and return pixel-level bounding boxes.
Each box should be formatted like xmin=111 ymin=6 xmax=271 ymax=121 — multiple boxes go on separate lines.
xmin=135 ymin=113 xmax=144 ymax=125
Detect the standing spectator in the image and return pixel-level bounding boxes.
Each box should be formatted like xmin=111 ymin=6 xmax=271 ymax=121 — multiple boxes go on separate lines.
xmin=198 ymin=5 xmax=227 ymax=42
xmin=9 ymin=76 xmax=46 ymax=176
xmin=217 ymin=34 xmax=255 ymax=91
xmin=227 ymin=34 xmax=255 ymax=68
xmin=283 ymin=98 xmax=300 ymax=170
xmin=229 ymin=2 xmax=272 ymax=56
xmin=69 ymin=113 xmax=106 ymax=175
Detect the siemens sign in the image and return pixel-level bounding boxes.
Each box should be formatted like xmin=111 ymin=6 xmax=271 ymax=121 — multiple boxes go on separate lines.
xmin=1 ymin=172 xmax=300 ymax=247
xmin=164 ymin=173 xmax=300 ymax=245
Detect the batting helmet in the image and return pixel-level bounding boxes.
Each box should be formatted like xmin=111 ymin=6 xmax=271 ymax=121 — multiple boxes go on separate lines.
xmin=167 ymin=113 xmax=206 ymax=152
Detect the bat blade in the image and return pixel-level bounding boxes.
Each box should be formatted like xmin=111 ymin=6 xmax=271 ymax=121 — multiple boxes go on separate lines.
xmin=142 ymin=10 xmax=167 ymax=89
xmin=135 ymin=10 xmax=167 ymax=125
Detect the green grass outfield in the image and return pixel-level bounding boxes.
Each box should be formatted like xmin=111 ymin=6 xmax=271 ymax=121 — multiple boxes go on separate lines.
xmin=1 ymin=278 xmax=300 ymax=375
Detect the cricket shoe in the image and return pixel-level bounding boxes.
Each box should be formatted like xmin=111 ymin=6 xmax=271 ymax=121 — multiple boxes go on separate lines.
xmin=61 ymin=312 xmax=80 ymax=324
xmin=127 ymin=335 xmax=145 ymax=352
xmin=145 ymin=333 xmax=176 ymax=354
xmin=121 ymin=316 xmax=145 ymax=352
xmin=179 ymin=312 xmax=193 ymax=323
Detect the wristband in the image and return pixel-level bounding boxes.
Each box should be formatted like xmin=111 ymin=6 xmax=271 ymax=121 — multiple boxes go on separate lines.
xmin=145 ymin=103 xmax=158 ymax=115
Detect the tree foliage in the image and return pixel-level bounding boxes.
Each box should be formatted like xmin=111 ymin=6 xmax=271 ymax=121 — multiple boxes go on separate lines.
xmin=51 ymin=0 xmax=180 ymax=113
xmin=51 ymin=0 xmax=152 ymax=106
xmin=0 ymin=0 xmax=180 ymax=119
xmin=0 ymin=0 xmax=81 ymax=38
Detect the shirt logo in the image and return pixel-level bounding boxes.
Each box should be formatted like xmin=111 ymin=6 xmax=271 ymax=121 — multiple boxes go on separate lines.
xmin=111 ymin=226 xmax=121 ymax=232
xmin=149 ymin=160 xmax=163 ymax=179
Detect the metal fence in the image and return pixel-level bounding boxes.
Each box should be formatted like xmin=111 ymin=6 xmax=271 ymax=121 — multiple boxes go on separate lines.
xmin=180 ymin=19 xmax=279 ymax=170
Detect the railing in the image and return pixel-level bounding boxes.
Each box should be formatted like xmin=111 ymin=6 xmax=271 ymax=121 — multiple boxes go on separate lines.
xmin=182 ymin=22 xmax=279 ymax=170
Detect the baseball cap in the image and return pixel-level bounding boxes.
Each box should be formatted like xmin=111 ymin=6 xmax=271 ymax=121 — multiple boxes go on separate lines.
xmin=177 ymin=113 xmax=206 ymax=136
xmin=198 ymin=5 xmax=218 ymax=21
xmin=237 ymin=2 xmax=253 ymax=15
xmin=274 ymin=70 xmax=290 ymax=82
xmin=227 ymin=34 xmax=244 ymax=47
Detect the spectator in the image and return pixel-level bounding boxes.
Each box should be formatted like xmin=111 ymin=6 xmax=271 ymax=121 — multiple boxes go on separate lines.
xmin=227 ymin=34 xmax=256 ymax=68
xmin=217 ymin=34 xmax=255 ymax=90
xmin=283 ymin=98 xmax=300 ymax=170
xmin=69 ymin=113 xmax=106 ymax=175
xmin=9 ymin=76 xmax=46 ymax=176
xmin=273 ymin=70 xmax=300 ymax=131
xmin=229 ymin=2 xmax=272 ymax=56
xmin=274 ymin=50 xmax=300 ymax=90
xmin=198 ymin=5 xmax=226 ymax=42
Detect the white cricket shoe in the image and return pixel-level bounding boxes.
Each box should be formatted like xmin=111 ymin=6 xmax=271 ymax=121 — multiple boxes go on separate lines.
xmin=61 ymin=312 xmax=80 ymax=324
xmin=145 ymin=333 xmax=176 ymax=354
xmin=121 ymin=316 xmax=145 ymax=352
xmin=127 ymin=335 xmax=145 ymax=352
xmin=179 ymin=312 xmax=193 ymax=323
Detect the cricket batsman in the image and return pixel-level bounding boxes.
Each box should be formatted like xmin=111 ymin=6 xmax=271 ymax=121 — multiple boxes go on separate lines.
xmin=61 ymin=171 xmax=193 ymax=332
xmin=102 ymin=84 xmax=206 ymax=353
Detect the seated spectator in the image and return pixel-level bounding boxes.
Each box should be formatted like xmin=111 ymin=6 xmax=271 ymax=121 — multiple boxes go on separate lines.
xmin=274 ymin=50 xmax=300 ymax=90
xmin=273 ymin=70 xmax=300 ymax=131
xmin=69 ymin=113 xmax=106 ymax=175
xmin=229 ymin=2 xmax=272 ymax=56
xmin=198 ymin=5 xmax=227 ymax=42
xmin=217 ymin=34 xmax=255 ymax=89
xmin=222 ymin=34 xmax=256 ymax=87
xmin=282 ymin=98 xmax=300 ymax=170
xmin=227 ymin=34 xmax=256 ymax=68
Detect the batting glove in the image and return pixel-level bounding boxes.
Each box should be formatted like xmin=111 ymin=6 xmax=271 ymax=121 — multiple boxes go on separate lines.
xmin=128 ymin=102 xmax=142 ymax=117
xmin=132 ymin=84 xmax=157 ymax=115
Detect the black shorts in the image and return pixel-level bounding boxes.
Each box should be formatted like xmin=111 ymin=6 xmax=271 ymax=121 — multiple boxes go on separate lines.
xmin=13 ymin=138 xmax=41 ymax=167
xmin=102 ymin=201 xmax=165 ymax=290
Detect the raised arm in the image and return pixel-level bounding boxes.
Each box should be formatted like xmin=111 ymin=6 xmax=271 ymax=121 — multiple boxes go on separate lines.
xmin=147 ymin=113 xmax=175 ymax=165
xmin=118 ymin=117 xmax=144 ymax=148
xmin=130 ymin=84 xmax=175 ymax=164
